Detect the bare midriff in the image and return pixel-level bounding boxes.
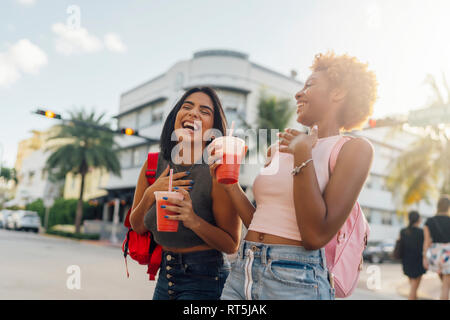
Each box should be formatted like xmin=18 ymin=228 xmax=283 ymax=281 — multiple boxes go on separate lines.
xmin=245 ymin=230 xmax=303 ymax=246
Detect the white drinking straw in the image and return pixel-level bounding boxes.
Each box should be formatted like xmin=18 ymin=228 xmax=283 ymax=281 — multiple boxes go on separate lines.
xmin=228 ymin=120 xmax=235 ymax=137
xmin=168 ymin=169 xmax=174 ymax=192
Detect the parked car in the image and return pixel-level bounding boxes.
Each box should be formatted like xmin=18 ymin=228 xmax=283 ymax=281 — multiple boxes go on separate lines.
xmin=6 ymin=210 xmax=41 ymax=233
xmin=0 ymin=210 xmax=14 ymax=229
xmin=5 ymin=211 xmax=17 ymax=230
xmin=363 ymin=240 xmax=396 ymax=264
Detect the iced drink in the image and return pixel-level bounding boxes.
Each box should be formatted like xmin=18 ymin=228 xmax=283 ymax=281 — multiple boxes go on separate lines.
xmin=154 ymin=191 xmax=184 ymax=232
xmin=212 ymin=136 xmax=246 ymax=184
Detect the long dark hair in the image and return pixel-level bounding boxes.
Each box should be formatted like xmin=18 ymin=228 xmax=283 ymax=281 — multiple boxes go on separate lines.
xmin=408 ymin=211 xmax=420 ymax=228
xmin=159 ymin=87 xmax=228 ymax=161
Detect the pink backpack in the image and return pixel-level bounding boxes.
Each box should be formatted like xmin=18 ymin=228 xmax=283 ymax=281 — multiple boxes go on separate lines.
xmin=324 ymin=136 xmax=370 ymax=298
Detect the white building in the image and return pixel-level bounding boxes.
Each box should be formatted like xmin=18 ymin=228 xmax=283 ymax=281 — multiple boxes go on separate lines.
xmin=7 ymin=149 xmax=62 ymax=207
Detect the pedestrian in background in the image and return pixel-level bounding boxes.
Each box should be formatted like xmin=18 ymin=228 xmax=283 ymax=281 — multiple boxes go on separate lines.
xmin=397 ymin=210 xmax=426 ymax=300
xmin=422 ymin=195 xmax=450 ymax=300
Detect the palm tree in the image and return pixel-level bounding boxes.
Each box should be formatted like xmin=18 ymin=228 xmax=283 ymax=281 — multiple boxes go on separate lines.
xmin=45 ymin=109 xmax=121 ymax=233
xmin=239 ymin=90 xmax=295 ymax=154
xmin=0 ymin=167 xmax=17 ymax=184
xmin=385 ymin=73 xmax=450 ymax=210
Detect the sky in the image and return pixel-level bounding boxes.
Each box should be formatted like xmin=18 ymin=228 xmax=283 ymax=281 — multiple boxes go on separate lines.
xmin=1 ymin=0 xmax=450 ymax=167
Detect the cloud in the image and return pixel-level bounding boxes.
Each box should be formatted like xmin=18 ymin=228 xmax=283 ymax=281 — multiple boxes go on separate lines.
xmin=16 ymin=0 xmax=36 ymax=6
xmin=0 ymin=39 xmax=48 ymax=87
xmin=104 ymin=33 xmax=127 ymax=53
xmin=52 ymin=23 xmax=103 ymax=55
xmin=52 ymin=23 xmax=128 ymax=55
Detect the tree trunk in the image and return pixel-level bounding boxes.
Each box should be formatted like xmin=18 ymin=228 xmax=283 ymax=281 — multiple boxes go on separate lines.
xmin=75 ymin=171 xmax=86 ymax=234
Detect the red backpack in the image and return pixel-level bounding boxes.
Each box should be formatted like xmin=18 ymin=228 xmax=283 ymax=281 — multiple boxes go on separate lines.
xmin=122 ymin=152 xmax=162 ymax=280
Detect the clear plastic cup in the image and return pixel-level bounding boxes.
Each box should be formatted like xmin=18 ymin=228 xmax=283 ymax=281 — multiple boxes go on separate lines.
xmin=212 ymin=136 xmax=246 ymax=184
xmin=154 ymin=191 xmax=184 ymax=232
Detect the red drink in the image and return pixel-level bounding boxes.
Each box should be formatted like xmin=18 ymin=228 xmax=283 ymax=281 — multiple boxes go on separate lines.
xmin=211 ymin=136 xmax=246 ymax=185
xmin=216 ymin=153 xmax=242 ymax=184
xmin=154 ymin=191 xmax=184 ymax=232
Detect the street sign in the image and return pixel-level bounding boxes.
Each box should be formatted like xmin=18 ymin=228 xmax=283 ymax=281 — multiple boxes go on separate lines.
xmin=408 ymin=104 xmax=450 ymax=127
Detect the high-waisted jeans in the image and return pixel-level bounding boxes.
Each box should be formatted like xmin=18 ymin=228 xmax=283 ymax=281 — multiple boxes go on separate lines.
xmin=221 ymin=240 xmax=335 ymax=300
xmin=153 ymin=249 xmax=231 ymax=300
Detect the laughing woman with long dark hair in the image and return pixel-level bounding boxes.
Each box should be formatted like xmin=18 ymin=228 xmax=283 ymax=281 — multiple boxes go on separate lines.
xmin=129 ymin=87 xmax=241 ymax=300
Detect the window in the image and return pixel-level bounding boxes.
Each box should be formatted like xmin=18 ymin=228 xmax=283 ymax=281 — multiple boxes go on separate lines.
xmin=118 ymin=113 xmax=136 ymax=130
xmin=216 ymin=90 xmax=246 ymax=129
xmin=174 ymin=73 xmax=184 ymax=90
xmin=133 ymin=146 xmax=148 ymax=168
xmin=139 ymin=106 xmax=152 ymax=129
xmin=28 ymin=171 xmax=35 ymax=183
xmin=152 ymin=109 xmax=163 ymax=124
xmin=381 ymin=211 xmax=393 ymax=225
xmin=119 ymin=151 xmax=132 ymax=169
xmin=71 ymin=175 xmax=76 ymax=190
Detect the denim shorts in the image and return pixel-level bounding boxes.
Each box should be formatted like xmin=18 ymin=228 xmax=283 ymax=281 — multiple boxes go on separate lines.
xmin=221 ymin=240 xmax=335 ymax=300
xmin=153 ymin=249 xmax=231 ymax=300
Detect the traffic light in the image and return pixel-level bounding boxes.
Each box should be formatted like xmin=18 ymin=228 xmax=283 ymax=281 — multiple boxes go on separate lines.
xmin=367 ymin=117 xmax=405 ymax=128
xmin=120 ymin=128 xmax=139 ymax=136
xmin=35 ymin=109 xmax=62 ymax=119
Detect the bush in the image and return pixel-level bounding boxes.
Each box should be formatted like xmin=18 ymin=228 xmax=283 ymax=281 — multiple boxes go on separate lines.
xmin=26 ymin=199 xmax=45 ymax=225
xmin=46 ymin=228 xmax=100 ymax=240
xmin=26 ymin=198 xmax=100 ymax=229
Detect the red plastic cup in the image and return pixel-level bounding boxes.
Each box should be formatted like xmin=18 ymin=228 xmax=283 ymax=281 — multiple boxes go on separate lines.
xmin=155 ymin=191 xmax=184 ymax=232
xmin=212 ymin=136 xmax=246 ymax=185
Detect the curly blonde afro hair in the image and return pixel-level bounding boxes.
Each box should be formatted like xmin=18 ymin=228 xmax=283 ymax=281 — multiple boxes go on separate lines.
xmin=310 ymin=51 xmax=378 ymax=131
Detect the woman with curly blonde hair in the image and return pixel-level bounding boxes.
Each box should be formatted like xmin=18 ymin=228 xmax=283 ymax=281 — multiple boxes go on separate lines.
xmin=214 ymin=51 xmax=378 ymax=300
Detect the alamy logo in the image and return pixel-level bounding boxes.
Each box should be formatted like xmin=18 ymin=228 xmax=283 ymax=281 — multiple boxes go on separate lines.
xmin=170 ymin=120 xmax=285 ymax=175
xmin=66 ymin=5 xmax=81 ymax=30
xmin=66 ymin=265 xmax=81 ymax=290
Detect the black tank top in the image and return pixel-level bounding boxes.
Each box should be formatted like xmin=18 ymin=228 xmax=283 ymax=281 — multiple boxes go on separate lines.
xmin=143 ymin=153 xmax=215 ymax=248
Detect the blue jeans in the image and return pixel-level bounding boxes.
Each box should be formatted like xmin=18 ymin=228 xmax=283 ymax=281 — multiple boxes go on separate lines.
xmin=153 ymin=249 xmax=231 ymax=300
xmin=221 ymin=240 xmax=335 ymax=300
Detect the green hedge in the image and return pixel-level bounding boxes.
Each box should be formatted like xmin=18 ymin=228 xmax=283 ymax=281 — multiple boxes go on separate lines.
xmin=26 ymin=198 xmax=100 ymax=229
xmin=46 ymin=228 xmax=100 ymax=240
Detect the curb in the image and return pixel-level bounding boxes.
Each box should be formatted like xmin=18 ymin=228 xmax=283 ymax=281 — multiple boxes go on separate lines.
xmin=41 ymin=232 xmax=122 ymax=248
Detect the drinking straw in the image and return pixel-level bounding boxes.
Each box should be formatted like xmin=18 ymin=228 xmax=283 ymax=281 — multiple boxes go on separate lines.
xmin=228 ymin=120 xmax=235 ymax=137
xmin=168 ymin=169 xmax=174 ymax=192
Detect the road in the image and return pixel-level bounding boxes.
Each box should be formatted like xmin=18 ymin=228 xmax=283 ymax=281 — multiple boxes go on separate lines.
xmin=1 ymin=229 xmax=430 ymax=300
xmin=0 ymin=229 xmax=155 ymax=299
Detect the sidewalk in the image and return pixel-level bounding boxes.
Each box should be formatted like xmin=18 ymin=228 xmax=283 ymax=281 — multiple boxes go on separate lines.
xmin=396 ymin=272 xmax=442 ymax=300
xmin=357 ymin=262 xmax=443 ymax=300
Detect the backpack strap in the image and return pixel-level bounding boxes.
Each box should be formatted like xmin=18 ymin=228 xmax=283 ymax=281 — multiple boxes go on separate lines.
xmin=123 ymin=152 xmax=159 ymax=228
xmin=329 ymin=136 xmax=352 ymax=176
xmin=122 ymin=152 xmax=161 ymax=279
xmin=147 ymin=245 xmax=163 ymax=280
xmin=145 ymin=152 xmax=159 ymax=185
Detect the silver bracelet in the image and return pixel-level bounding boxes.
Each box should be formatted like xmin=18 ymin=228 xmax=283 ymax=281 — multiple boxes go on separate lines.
xmin=291 ymin=159 xmax=313 ymax=176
